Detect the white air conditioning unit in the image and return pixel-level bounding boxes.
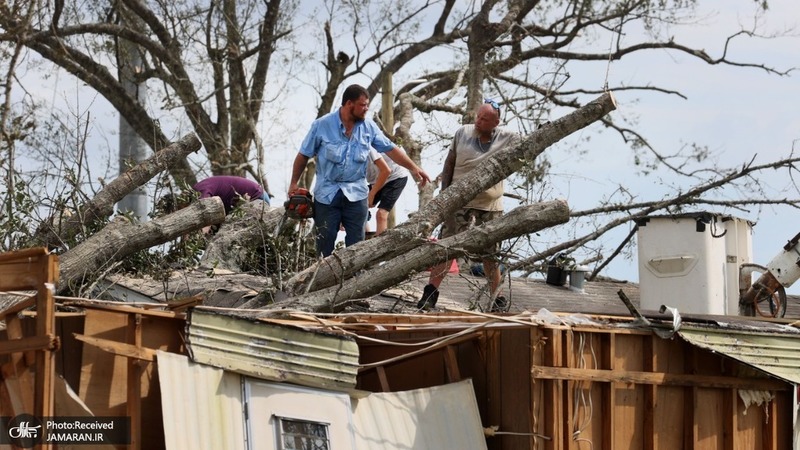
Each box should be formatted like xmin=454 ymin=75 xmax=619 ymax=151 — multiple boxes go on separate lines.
xmin=636 ymin=213 xmax=752 ymax=315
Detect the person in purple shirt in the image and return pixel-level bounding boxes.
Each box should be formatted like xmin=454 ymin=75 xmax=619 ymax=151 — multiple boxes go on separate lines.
xmin=192 ymin=175 xmax=271 ymax=214
xmin=288 ymin=84 xmax=430 ymax=257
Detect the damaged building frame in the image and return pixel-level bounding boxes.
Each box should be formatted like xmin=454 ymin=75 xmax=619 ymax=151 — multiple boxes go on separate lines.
xmin=2 ymin=246 xmax=800 ymax=449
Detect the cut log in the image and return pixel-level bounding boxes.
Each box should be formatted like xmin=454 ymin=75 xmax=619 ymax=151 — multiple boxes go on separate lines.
xmin=266 ymin=200 xmax=569 ymax=312
xmin=201 ymin=201 xmax=285 ymax=272
xmin=286 ymin=92 xmax=617 ymax=295
xmin=58 ymin=197 xmax=225 ymax=293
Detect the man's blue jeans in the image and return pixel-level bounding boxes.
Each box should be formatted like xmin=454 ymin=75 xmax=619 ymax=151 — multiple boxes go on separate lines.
xmin=313 ymin=189 xmax=368 ymax=257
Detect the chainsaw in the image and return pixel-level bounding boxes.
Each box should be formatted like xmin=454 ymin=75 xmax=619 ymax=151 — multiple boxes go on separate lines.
xmin=284 ymin=188 xmax=314 ymax=220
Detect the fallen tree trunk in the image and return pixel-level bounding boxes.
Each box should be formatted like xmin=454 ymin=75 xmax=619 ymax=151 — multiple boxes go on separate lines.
xmin=286 ymin=92 xmax=617 ymax=295
xmin=31 ymin=133 xmax=202 ymax=250
xmin=200 ymin=201 xmax=285 ymax=272
xmin=267 ymin=200 xmax=569 ymax=312
xmin=58 ymin=197 xmax=225 ymax=294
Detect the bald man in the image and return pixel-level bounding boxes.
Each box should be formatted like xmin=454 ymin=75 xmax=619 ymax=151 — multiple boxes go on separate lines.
xmin=418 ymin=100 xmax=520 ymax=312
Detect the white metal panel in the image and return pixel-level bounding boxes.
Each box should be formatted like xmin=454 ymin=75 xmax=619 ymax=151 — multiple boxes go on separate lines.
xmin=351 ymin=379 xmax=488 ymax=450
xmin=245 ymin=379 xmax=356 ymax=450
xmin=723 ymin=217 xmax=753 ymax=315
xmin=157 ymin=350 xmax=246 ymax=450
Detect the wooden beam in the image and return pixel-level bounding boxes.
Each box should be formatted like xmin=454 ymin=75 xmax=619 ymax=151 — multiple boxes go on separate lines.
xmin=375 ymin=366 xmax=390 ymax=392
xmin=643 ymin=335 xmax=655 ymax=450
xmin=564 ymin=330 xmax=574 ymax=450
xmin=0 ymin=295 xmax=35 ymax=317
xmin=544 ymin=329 xmax=564 ymax=450
xmin=684 ymin=346 xmax=695 ymax=450
xmin=127 ymin=314 xmax=143 ymax=450
xmin=1 ymin=359 xmax=34 ymax=416
xmin=72 ymin=333 xmax=156 ymax=362
xmin=0 ymin=247 xmax=49 ymax=262
xmin=530 ymin=328 xmax=546 ymax=450
xmin=603 ymin=333 xmax=614 ymax=450
xmin=764 ymin=394 xmax=778 ymax=450
xmin=165 ymin=295 xmax=203 ymax=311
xmin=531 ymin=366 xmax=789 ymax=391
xmin=0 ymin=248 xmax=49 ymax=291
xmin=19 ymin=310 xmax=85 ymax=318
xmin=443 ymin=345 xmax=461 ymax=382
xmin=723 ymin=390 xmax=735 ymax=450
xmin=0 ymin=335 xmax=57 ymax=355
xmin=61 ymin=300 xmax=182 ymax=318
xmin=3 ymin=313 xmax=35 ymax=368
xmin=33 ymin=252 xmax=58 ymax=441
xmin=485 ymin=330 xmax=502 ymax=448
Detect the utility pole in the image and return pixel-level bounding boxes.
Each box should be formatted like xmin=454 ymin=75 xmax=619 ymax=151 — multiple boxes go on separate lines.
xmin=117 ymin=13 xmax=149 ymax=220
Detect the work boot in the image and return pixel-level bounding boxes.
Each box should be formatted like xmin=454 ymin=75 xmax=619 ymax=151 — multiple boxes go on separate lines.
xmin=490 ymin=296 xmax=509 ymax=313
xmin=416 ymin=284 xmax=439 ymax=310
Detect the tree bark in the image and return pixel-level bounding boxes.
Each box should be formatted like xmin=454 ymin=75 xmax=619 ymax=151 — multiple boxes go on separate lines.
xmin=265 ymin=200 xmax=569 ymax=312
xmin=285 ymin=92 xmax=617 ymax=295
xmin=58 ymin=197 xmax=225 ymax=293
xmin=200 ymin=201 xmax=285 ymax=272
xmin=31 ymin=133 xmax=202 ymax=250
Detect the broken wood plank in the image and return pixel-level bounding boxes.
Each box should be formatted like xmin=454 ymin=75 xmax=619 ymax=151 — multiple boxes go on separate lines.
xmin=0 ymin=247 xmax=49 ymax=263
xmin=73 ymin=333 xmax=157 ymax=362
xmin=62 ymin=300 xmax=184 ymax=318
xmin=19 ymin=310 xmax=85 ymax=318
xmin=4 ymin=312 xmax=34 ymax=370
xmin=0 ymin=295 xmax=35 ymax=317
xmin=0 ymin=335 xmax=58 ymax=355
xmin=165 ymin=295 xmax=203 ymax=311
xmin=0 ymin=359 xmax=34 ymax=416
xmin=531 ymin=366 xmax=788 ymax=391
xmin=34 ymin=251 xmax=58 ymax=450
xmin=127 ymin=314 xmax=143 ymax=450
xmin=375 ymin=366 xmax=390 ymax=392
xmin=444 ymin=345 xmax=461 ymax=382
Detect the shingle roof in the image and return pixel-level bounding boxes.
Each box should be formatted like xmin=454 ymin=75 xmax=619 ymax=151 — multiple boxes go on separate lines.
xmin=365 ymin=271 xmax=800 ymax=321
xmin=82 ymin=267 xmax=800 ymax=322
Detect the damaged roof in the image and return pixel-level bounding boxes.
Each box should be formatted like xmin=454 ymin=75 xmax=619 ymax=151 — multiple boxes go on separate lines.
xmin=90 ymin=268 xmax=800 ymax=320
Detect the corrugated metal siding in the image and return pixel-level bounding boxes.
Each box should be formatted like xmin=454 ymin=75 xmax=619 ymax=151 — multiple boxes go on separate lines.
xmin=157 ymin=350 xmax=245 ymax=450
xmin=352 ymin=379 xmax=488 ymax=450
xmin=186 ymin=310 xmax=360 ymax=391
xmin=679 ymin=327 xmax=800 ymax=384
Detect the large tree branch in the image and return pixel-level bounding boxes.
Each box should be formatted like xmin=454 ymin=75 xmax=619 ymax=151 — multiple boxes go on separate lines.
xmin=267 ymin=200 xmax=569 ymax=312
xmin=30 ymin=133 xmax=202 ymax=250
xmin=58 ymin=196 xmax=226 ymax=294
xmin=285 ymin=92 xmax=617 ymax=295
xmin=201 ymin=201 xmax=283 ymax=272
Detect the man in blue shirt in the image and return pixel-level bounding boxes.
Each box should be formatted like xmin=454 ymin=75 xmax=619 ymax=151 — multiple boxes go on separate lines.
xmin=288 ymin=84 xmax=430 ymax=257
